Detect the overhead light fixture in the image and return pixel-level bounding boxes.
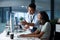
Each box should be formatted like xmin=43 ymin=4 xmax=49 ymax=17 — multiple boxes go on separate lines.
xmin=20 ymin=6 xmax=27 ymax=9
xmin=21 ymin=6 xmax=24 ymax=8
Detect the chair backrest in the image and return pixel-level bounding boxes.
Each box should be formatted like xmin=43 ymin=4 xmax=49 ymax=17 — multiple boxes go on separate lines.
xmin=49 ymin=23 xmax=56 ymax=40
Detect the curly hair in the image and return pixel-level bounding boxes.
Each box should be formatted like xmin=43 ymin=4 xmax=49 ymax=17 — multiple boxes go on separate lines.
xmin=39 ymin=11 xmax=49 ymax=22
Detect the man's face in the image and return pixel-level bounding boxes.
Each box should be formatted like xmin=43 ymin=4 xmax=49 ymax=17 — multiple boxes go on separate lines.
xmin=28 ymin=7 xmax=35 ymax=14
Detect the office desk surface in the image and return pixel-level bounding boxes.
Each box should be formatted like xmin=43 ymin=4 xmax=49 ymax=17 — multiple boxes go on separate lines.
xmin=0 ymin=29 xmax=40 ymax=40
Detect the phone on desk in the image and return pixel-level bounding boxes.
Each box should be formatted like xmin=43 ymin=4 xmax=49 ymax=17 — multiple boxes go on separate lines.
xmin=19 ymin=25 xmax=22 ymax=29
xmin=18 ymin=25 xmax=24 ymax=32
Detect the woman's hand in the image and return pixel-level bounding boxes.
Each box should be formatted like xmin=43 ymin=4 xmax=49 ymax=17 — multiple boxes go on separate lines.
xmin=20 ymin=34 xmax=27 ymax=37
xmin=22 ymin=25 xmax=29 ymax=31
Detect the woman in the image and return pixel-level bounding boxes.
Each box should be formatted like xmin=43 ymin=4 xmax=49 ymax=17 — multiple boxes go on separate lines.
xmin=20 ymin=11 xmax=51 ymax=40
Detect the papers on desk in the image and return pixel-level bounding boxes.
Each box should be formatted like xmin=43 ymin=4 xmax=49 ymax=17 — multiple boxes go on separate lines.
xmin=15 ymin=29 xmax=31 ymax=36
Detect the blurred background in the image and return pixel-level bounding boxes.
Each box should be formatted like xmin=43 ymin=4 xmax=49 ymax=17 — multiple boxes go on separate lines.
xmin=0 ymin=0 xmax=60 ymax=40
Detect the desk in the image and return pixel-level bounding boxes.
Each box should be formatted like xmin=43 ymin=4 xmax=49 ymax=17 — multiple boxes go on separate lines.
xmin=0 ymin=29 xmax=40 ymax=40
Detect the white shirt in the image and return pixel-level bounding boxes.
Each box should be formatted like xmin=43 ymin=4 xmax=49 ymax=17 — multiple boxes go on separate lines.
xmin=37 ymin=22 xmax=51 ymax=38
xmin=24 ymin=11 xmax=39 ymax=27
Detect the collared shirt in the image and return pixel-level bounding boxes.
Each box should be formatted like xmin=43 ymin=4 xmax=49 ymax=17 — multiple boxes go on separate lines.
xmin=37 ymin=22 xmax=51 ymax=39
xmin=24 ymin=11 xmax=39 ymax=27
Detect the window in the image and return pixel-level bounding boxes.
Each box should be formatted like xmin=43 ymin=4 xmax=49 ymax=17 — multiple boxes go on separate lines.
xmin=35 ymin=0 xmax=51 ymax=20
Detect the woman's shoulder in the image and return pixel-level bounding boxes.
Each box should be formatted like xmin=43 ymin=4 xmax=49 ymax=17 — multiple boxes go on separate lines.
xmin=44 ymin=22 xmax=51 ymax=26
xmin=45 ymin=22 xmax=50 ymax=24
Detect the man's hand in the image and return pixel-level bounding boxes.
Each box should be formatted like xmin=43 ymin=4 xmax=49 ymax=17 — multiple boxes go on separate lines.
xmin=21 ymin=21 xmax=27 ymax=25
xmin=24 ymin=25 xmax=29 ymax=29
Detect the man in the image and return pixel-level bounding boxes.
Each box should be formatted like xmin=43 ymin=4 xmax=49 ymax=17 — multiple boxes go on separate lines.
xmin=21 ymin=3 xmax=39 ymax=32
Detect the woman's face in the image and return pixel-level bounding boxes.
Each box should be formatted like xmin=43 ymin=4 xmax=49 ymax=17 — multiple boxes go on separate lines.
xmin=37 ymin=13 xmax=42 ymax=21
xmin=37 ymin=13 xmax=45 ymax=24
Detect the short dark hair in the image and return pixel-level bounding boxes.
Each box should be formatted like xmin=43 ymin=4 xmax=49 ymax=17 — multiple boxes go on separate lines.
xmin=39 ymin=11 xmax=49 ymax=22
xmin=28 ymin=3 xmax=36 ymax=10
